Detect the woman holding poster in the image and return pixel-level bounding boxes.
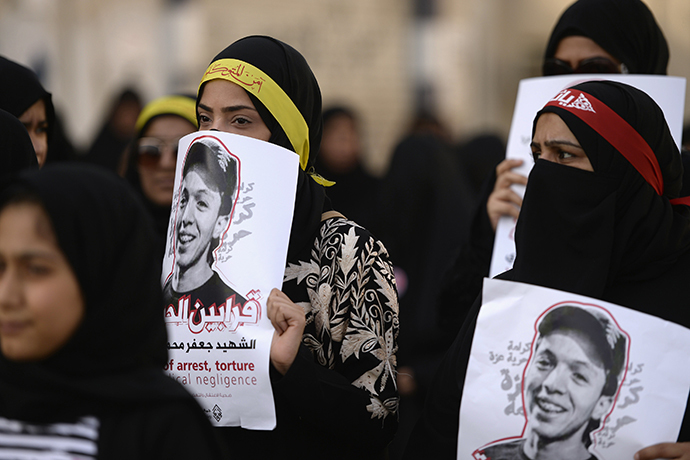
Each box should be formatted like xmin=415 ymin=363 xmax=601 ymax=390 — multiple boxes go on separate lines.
xmin=404 ymin=80 xmax=690 ymax=459
xmin=0 ymin=164 xmax=226 ymax=458
xmin=437 ymin=0 xmax=671 ymax=342
xmin=195 ymin=36 xmax=400 ymax=458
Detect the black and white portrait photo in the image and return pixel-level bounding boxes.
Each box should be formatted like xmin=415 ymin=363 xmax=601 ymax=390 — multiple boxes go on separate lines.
xmin=458 ymin=279 xmax=690 ymax=460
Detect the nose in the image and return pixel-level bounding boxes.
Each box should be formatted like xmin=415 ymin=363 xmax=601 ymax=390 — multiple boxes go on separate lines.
xmin=180 ymin=199 xmax=194 ymax=225
xmin=30 ymin=133 xmax=48 ymax=167
xmin=159 ymin=145 xmax=177 ymax=169
xmin=0 ymin=269 xmax=22 ymax=312
xmin=541 ymin=365 xmax=567 ymax=394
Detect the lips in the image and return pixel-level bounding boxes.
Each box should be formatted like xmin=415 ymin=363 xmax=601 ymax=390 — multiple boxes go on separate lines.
xmin=0 ymin=320 xmax=28 ymax=336
xmin=178 ymin=231 xmax=195 ymax=245
xmin=535 ymin=396 xmax=567 ymax=414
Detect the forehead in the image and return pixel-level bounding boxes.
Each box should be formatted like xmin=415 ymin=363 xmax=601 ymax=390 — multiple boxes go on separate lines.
xmin=143 ymin=115 xmax=195 ymax=138
xmin=199 ymin=79 xmax=256 ymax=108
xmin=19 ymin=98 xmax=47 ymax=121
xmin=554 ymin=35 xmax=619 ymax=65
xmin=181 ymin=168 xmax=222 ymax=197
xmin=0 ymin=202 xmax=57 ymax=248
xmin=536 ymin=330 xmax=606 ymax=370
xmin=533 ymin=113 xmax=579 ymax=143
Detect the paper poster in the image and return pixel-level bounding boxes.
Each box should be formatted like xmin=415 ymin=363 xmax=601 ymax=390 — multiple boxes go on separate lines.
xmin=161 ymin=131 xmax=299 ymax=430
xmin=458 ymin=278 xmax=690 ymax=460
xmin=489 ymin=75 xmax=686 ymax=278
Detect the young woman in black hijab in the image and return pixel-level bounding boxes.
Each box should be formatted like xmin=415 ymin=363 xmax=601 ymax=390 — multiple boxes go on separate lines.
xmin=195 ymin=35 xmax=399 ymax=459
xmin=438 ymin=0 xmax=670 ymax=342
xmin=403 ymin=80 xmax=690 ymax=459
xmin=0 ymin=164 xmax=226 ymax=458
xmin=0 ymin=56 xmax=64 ymax=167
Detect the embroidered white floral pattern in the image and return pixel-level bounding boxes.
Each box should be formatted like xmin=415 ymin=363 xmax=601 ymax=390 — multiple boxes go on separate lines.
xmin=284 ymin=217 xmax=400 ymax=420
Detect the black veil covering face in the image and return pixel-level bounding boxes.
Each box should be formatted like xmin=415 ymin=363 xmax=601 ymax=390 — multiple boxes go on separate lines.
xmin=403 ymin=81 xmax=690 ymax=459
xmin=197 ymin=36 xmax=328 ymax=260
xmin=0 ymin=109 xmax=39 ymax=176
xmin=544 ymin=0 xmax=669 ymax=75
xmin=0 ymin=164 xmax=193 ymax=422
xmin=513 ymin=80 xmax=690 ymax=314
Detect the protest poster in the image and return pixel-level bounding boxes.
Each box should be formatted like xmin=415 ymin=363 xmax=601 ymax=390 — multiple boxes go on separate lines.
xmin=489 ymin=75 xmax=686 ymax=278
xmin=458 ymin=278 xmax=690 ymax=460
xmin=161 ymin=131 xmax=299 ymax=429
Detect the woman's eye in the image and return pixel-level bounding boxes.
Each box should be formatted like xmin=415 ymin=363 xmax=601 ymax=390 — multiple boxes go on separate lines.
xmin=559 ymin=150 xmax=575 ymax=160
xmin=531 ymin=150 xmax=541 ymax=162
xmin=198 ymin=114 xmax=211 ymax=124
xmin=197 ymin=200 xmax=208 ymax=210
xmin=233 ymin=116 xmax=250 ymax=126
xmin=26 ymin=264 xmax=50 ymax=276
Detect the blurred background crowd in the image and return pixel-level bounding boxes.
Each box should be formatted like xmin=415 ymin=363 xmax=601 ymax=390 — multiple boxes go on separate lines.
xmin=2 ymin=1 xmax=690 ymax=457
xmin=1 ymin=0 xmax=688 ymax=175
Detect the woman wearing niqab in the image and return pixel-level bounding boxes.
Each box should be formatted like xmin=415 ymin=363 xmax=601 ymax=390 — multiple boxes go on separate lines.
xmin=438 ymin=0 xmax=672 ymax=344
xmin=404 ymin=80 xmax=690 ymax=458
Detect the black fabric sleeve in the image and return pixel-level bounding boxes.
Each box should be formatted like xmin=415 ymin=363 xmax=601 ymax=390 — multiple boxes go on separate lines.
xmin=403 ymin=293 xmax=483 ymax=459
xmin=272 ymin=345 xmax=397 ymax=454
xmin=437 ymin=169 xmax=497 ymax=347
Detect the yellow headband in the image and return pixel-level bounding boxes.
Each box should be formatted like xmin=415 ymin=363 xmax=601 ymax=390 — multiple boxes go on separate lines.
xmin=199 ymin=58 xmax=310 ymax=169
xmin=135 ymin=95 xmax=198 ymax=133
xmin=199 ymin=58 xmax=334 ymax=187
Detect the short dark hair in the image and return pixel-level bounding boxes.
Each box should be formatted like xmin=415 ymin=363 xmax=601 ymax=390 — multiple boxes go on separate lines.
xmin=538 ymin=305 xmax=627 ymax=397
xmin=182 ymin=140 xmax=238 ymax=217
xmin=536 ymin=305 xmax=628 ymax=448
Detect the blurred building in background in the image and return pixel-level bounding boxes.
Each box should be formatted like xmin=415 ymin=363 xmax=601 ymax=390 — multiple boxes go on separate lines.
xmin=1 ymin=0 xmax=688 ymax=174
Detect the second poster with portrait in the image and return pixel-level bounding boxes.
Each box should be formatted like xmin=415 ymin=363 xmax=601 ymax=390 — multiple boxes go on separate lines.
xmin=458 ymin=278 xmax=690 ymax=460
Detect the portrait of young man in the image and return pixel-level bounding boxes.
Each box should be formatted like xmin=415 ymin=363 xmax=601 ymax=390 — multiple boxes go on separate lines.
xmin=475 ymin=305 xmax=628 ymax=460
xmin=163 ymin=139 xmax=247 ymax=318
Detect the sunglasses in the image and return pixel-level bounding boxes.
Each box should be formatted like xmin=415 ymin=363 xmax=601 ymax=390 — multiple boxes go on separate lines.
xmin=137 ymin=137 xmax=181 ymax=168
xmin=542 ymin=57 xmax=628 ymax=76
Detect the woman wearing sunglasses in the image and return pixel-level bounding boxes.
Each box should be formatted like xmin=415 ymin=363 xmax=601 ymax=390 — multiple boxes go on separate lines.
xmin=121 ymin=95 xmax=198 ymax=251
xmin=438 ymin=0 xmax=670 ymax=342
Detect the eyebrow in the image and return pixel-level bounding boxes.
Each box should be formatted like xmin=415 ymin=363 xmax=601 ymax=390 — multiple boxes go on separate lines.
xmin=197 ymin=103 xmax=257 ymax=114
xmin=530 ymin=139 xmax=584 ymax=150
xmin=12 ymin=251 xmax=60 ymax=262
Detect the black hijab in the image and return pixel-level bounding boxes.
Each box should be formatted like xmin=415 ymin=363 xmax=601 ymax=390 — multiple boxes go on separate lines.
xmin=198 ymin=36 xmax=328 ymax=260
xmin=544 ymin=0 xmax=669 ymax=75
xmin=0 ymin=56 xmax=57 ymax=160
xmin=512 ymin=81 xmax=690 ymax=308
xmin=0 ymin=164 xmax=192 ymax=422
xmin=0 ymin=109 xmax=39 ymax=176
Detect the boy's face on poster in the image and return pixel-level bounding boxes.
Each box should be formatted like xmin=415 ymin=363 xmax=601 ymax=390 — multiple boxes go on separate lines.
xmin=176 ymin=168 xmax=227 ymax=270
xmin=525 ymin=330 xmax=612 ymax=441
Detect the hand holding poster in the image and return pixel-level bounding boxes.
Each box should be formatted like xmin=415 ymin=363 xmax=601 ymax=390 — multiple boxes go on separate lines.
xmin=162 ymin=131 xmax=299 ymax=430
xmin=458 ymin=278 xmax=690 ymax=460
xmin=489 ymin=74 xmax=686 ymax=278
